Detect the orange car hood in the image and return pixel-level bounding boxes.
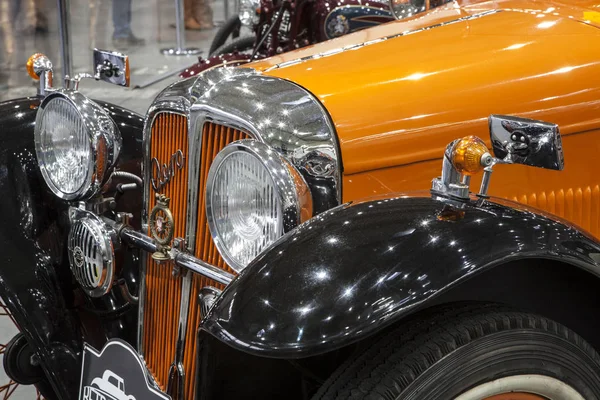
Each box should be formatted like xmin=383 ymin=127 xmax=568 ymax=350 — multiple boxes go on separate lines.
xmin=251 ymin=0 xmax=600 ymax=174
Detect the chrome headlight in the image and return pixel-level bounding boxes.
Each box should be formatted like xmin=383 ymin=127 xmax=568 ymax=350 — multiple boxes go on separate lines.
xmin=34 ymin=91 xmax=121 ymax=200
xmin=239 ymin=0 xmax=260 ymax=26
xmin=206 ymin=140 xmax=312 ymax=272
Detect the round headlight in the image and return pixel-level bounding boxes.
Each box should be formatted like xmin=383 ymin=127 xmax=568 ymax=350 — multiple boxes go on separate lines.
xmin=34 ymin=91 xmax=121 ymax=200
xmin=206 ymin=140 xmax=312 ymax=272
xmin=239 ymin=0 xmax=260 ymax=26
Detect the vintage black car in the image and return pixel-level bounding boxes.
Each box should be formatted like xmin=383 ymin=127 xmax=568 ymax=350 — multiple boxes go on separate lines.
xmin=3 ymin=3 xmax=600 ymax=397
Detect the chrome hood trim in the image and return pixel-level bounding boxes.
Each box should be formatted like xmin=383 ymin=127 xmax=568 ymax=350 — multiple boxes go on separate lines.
xmin=185 ymin=67 xmax=341 ymax=247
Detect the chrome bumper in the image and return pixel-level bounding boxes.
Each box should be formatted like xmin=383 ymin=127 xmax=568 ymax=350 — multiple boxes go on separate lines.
xmin=119 ymin=227 xmax=235 ymax=285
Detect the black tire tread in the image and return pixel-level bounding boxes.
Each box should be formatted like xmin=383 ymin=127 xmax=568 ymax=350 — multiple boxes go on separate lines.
xmin=209 ymin=16 xmax=243 ymax=55
xmin=210 ymin=35 xmax=256 ymax=57
xmin=314 ymin=303 xmax=600 ymax=400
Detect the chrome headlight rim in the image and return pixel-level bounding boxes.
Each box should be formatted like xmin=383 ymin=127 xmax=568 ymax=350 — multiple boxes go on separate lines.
xmin=238 ymin=0 xmax=260 ymax=26
xmin=34 ymin=90 xmax=121 ymax=201
xmin=206 ymin=139 xmax=313 ymax=272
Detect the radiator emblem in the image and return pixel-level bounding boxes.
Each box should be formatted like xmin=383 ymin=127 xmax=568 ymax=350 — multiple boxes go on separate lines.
xmin=151 ymin=149 xmax=185 ymax=192
xmin=150 ymin=194 xmax=175 ymax=261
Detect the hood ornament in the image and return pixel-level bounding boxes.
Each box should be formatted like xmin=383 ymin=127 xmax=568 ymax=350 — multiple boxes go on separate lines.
xmin=151 ymin=150 xmax=185 ymax=192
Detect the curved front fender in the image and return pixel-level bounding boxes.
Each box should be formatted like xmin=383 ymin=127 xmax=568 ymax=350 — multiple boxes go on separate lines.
xmin=203 ymin=193 xmax=600 ymax=358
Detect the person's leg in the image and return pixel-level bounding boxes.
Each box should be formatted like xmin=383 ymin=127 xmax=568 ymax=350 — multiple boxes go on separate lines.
xmin=34 ymin=0 xmax=48 ymax=32
xmin=183 ymin=0 xmax=202 ymax=30
xmin=112 ymin=0 xmax=131 ymax=39
xmin=195 ymin=0 xmax=214 ymax=29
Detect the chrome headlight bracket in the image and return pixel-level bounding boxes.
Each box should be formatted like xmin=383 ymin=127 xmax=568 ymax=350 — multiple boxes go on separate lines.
xmin=34 ymin=90 xmax=122 ymax=201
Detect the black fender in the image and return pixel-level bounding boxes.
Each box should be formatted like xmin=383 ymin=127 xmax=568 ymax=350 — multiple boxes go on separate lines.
xmin=203 ymin=193 xmax=600 ymax=358
xmin=0 ymin=96 xmax=143 ymax=399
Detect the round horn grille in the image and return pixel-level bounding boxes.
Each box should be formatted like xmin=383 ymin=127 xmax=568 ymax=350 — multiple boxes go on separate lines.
xmin=68 ymin=214 xmax=115 ymax=297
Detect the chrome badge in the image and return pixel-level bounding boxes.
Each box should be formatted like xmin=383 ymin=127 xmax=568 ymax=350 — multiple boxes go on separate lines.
xmin=151 ymin=150 xmax=185 ymax=192
xmin=149 ymin=194 xmax=175 ymax=261
xmin=73 ymin=246 xmax=85 ymax=268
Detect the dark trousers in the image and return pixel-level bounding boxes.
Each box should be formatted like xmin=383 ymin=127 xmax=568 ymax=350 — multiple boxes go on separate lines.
xmin=113 ymin=0 xmax=132 ymax=39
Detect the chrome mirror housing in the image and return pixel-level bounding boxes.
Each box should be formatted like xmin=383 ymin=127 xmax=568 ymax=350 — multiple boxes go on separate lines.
xmin=93 ymin=49 xmax=130 ymax=87
xmin=432 ymin=115 xmax=564 ymax=203
xmin=489 ymin=115 xmax=564 ymax=171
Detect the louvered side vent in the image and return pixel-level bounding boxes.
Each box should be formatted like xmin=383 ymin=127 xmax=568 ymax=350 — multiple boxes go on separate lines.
xmin=143 ymin=113 xmax=189 ymax=389
xmin=182 ymin=123 xmax=250 ymax=400
xmin=512 ymin=186 xmax=600 ymax=238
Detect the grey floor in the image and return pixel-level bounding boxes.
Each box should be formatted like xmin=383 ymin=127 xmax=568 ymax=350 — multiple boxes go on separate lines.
xmin=0 ymin=0 xmax=237 ymax=397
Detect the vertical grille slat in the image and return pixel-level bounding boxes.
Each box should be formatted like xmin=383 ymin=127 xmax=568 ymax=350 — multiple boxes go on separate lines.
xmin=144 ymin=118 xmax=249 ymax=399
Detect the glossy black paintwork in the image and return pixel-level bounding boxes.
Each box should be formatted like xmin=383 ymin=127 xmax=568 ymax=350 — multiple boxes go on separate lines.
xmin=203 ymin=193 xmax=600 ymax=358
xmin=0 ymin=96 xmax=144 ymax=399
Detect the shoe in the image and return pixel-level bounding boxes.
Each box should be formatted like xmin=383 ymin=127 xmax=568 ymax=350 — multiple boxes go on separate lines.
xmin=112 ymin=34 xmax=146 ymax=50
xmin=169 ymin=17 xmax=210 ymax=30
xmin=127 ymin=33 xmax=146 ymax=46
xmin=197 ymin=16 xmax=215 ymax=30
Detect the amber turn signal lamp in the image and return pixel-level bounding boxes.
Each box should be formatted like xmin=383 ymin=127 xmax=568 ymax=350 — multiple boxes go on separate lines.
xmin=451 ymin=136 xmax=491 ymax=175
xmin=26 ymin=53 xmax=46 ymax=80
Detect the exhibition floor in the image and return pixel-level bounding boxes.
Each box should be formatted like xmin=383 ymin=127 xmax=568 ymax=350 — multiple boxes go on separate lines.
xmin=0 ymin=0 xmax=230 ymax=114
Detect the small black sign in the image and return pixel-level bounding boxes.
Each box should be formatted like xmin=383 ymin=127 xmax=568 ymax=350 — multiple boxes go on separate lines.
xmin=78 ymin=339 xmax=170 ymax=400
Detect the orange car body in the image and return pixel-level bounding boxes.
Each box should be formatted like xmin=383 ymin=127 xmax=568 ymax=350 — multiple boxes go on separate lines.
xmin=247 ymin=0 xmax=600 ymax=237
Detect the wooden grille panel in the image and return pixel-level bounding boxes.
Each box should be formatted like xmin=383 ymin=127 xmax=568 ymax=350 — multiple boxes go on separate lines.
xmin=144 ymin=113 xmax=189 ymax=389
xmin=512 ymin=186 xmax=600 ymax=238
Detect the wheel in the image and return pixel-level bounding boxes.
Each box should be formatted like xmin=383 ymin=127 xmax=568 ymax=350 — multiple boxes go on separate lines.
xmin=3 ymin=334 xmax=43 ymax=385
xmin=314 ymin=303 xmax=600 ymax=400
xmin=209 ymin=16 xmax=243 ymax=55
xmin=0 ymin=301 xmax=48 ymax=399
xmin=210 ymin=35 xmax=256 ymax=57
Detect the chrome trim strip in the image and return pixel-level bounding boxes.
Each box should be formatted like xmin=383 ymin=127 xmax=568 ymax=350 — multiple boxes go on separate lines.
xmin=167 ymin=272 xmax=191 ymax=400
xmin=121 ymin=228 xmax=158 ymax=253
xmin=264 ymin=10 xmax=502 ymax=71
xmin=137 ymin=253 xmax=147 ymax=357
xmin=172 ymin=250 xmax=235 ymax=285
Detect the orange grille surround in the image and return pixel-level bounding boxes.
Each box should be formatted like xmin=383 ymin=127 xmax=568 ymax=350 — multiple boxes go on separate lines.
xmin=143 ymin=116 xmax=249 ymax=400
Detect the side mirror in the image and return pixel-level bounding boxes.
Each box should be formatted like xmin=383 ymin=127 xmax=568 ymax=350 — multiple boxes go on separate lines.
xmin=489 ymin=115 xmax=564 ymax=171
xmin=432 ymin=115 xmax=564 ymax=204
xmin=93 ymin=49 xmax=130 ymax=87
